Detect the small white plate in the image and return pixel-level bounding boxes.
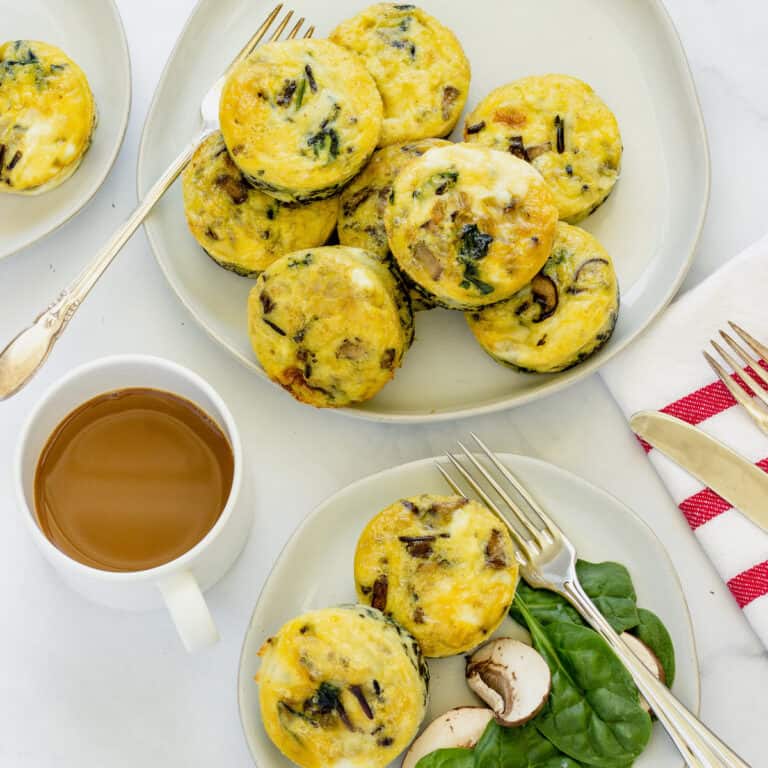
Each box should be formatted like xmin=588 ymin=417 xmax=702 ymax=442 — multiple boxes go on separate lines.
xmin=238 ymin=454 xmax=699 ymax=768
xmin=0 ymin=0 xmax=131 ymax=259
xmin=138 ymin=0 xmax=709 ymax=422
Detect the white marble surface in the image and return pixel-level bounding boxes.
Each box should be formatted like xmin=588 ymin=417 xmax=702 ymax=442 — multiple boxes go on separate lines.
xmin=0 ymin=0 xmax=765 ymax=765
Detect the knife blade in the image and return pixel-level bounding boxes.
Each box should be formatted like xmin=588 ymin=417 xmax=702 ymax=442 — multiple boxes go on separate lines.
xmin=630 ymin=410 xmax=768 ymax=534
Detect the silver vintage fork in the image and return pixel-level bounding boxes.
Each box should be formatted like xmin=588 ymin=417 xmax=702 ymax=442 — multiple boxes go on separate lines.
xmin=437 ymin=434 xmax=751 ymax=768
xmin=704 ymin=322 xmax=768 ymax=434
xmin=0 ymin=4 xmax=313 ymax=400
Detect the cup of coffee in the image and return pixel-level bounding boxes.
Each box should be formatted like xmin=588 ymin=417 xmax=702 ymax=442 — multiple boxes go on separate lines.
xmin=15 ymin=355 xmax=251 ymax=652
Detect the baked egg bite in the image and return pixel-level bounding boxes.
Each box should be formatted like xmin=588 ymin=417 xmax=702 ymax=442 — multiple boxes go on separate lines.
xmin=182 ymin=132 xmax=338 ymax=277
xmin=384 ymin=143 xmax=558 ymax=310
xmin=257 ymin=605 xmax=429 ymax=768
xmin=219 ymin=38 xmax=382 ymax=203
xmin=330 ymin=3 xmax=471 ymax=146
xmin=464 ymin=74 xmax=622 ymax=223
xmin=0 ymin=40 xmax=96 ymax=194
xmin=355 ymin=494 xmax=519 ymax=657
xmin=467 ymin=222 xmax=619 ymax=373
xmin=247 ymin=245 xmax=413 ymax=408
xmin=338 ymin=138 xmax=450 ymax=310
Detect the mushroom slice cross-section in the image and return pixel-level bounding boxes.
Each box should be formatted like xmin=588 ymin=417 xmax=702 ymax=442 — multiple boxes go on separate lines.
xmin=466 ymin=638 xmax=551 ymax=726
xmin=621 ymin=632 xmax=666 ymax=713
xmin=402 ymin=707 xmax=494 ymax=768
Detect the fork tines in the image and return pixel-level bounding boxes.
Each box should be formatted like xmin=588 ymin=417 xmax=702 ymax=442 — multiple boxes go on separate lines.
xmin=436 ymin=434 xmax=559 ymax=567
xmin=704 ymin=321 xmax=768 ymax=433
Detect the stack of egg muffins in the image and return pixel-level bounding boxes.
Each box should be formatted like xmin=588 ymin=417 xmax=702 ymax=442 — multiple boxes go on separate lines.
xmin=182 ymin=2 xmax=623 ymax=409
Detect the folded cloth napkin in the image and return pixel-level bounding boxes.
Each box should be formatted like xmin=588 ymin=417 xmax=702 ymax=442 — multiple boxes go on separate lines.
xmin=602 ymin=232 xmax=768 ymax=647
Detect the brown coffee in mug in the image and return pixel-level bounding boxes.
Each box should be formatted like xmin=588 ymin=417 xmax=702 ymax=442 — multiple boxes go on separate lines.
xmin=34 ymin=387 xmax=234 ymax=572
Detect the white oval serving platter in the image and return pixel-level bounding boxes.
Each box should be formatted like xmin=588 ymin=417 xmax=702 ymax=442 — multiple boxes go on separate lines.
xmin=238 ymin=454 xmax=699 ymax=768
xmin=138 ymin=0 xmax=709 ymax=422
xmin=0 ymin=0 xmax=131 ymax=259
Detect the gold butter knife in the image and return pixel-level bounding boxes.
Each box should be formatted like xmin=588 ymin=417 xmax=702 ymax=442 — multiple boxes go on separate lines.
xmin=631 ymin=410 xmax=768 ymax=534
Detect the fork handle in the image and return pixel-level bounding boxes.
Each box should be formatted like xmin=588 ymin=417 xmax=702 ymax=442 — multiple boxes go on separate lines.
xmin=0 ymin=129 xmax=214 ymax=400
xmin=564 ymin=581 xmax=751 ymax=768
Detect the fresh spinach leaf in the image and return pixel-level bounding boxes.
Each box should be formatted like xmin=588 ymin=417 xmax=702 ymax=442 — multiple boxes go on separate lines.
xmin=475 ymin=720 xmax=583 ymax=768
xmin=575 ymin=561 xmax=639 ymax=633
xmin=515 ymin=593 xmax=652 ymax=767
xmin=632 ymin=608 xmax=676 ymax=687
xmin=510 ymin=581 xmax=582 ymax=627
xmin=510 ymin=561 xmax=638 ymax=633
xmin=415 ymin=748 xmax=475 ymax=768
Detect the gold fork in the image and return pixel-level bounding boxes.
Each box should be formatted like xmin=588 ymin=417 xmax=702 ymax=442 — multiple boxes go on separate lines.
xmin=704 ymin=322 xmax=768 ymax=434
xmin=0 ymin=4 xmax=313 ymax=400
xmin=437 ymin=434 xmax=751 ymax=768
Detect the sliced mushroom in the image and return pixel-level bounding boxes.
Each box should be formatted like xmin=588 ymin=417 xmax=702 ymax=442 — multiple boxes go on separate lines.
xmin=402 ymin=707 xmax=494 ymax=768
xmin=466 ymin=638 xmax=551 ymax=726
xmin=531 ymin=274 xmax=558 ymax=322
xmin=622 ymin=632 xmax=665 ymax=713
xmin=412 ymin=242 xmax=443 ymax=281
xmin=526 ymin=141 xmax=552 ymax=161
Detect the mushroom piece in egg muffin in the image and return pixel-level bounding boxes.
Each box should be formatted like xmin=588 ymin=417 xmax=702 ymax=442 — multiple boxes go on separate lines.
xmin=355 ymin=494 xmax=519 ymax=657
xmin=464 ymin=74 xmax=622 ymax=223
xmin=182 ymin=133 xmax=338 ymax=277
xmin=338 ymin=138 xmax=450 ymax=310
xmin=258 ymin=605 xmax=429 ymax=768
xmin=247 ymin=246 xmax=413 ymax=408
xmin=385 ymin=143 xmax=558 ymax=310
xmin=330 ymin=3 xmax=470 ymax=146
xmin=0 ymin=40 xmax=96 ymax=194
xmin=219 ymin=39 xmax=382 ymax=203
xmin=467 ymin=222 xmax=619 ymax=373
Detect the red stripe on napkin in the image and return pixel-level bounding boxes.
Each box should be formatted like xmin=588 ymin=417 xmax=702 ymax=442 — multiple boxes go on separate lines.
xmin=727 ymin=561 xmax=768 ymax=608
xmin=637 ymin=363 xmax=768 ymax=454
xmin=678 ymin=457 xmax=768 ymax=529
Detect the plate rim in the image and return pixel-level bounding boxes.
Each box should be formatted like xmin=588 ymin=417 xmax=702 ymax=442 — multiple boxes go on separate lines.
xmin=236 ymin=452 xmax=701 ymax=767
xmin=0 ymin=0 xmax=133 ymax=261
xmin=137 ymin=0 xmax=711 ymax=424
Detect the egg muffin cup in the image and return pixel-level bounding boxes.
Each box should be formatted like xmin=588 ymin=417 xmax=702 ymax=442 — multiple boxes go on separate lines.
xmin=385 ymin=143 xmax=558 ymax=310
xmin=0 ymin=40 xmax=96 ymax=195
xmin=247 ymin=246 xmax=414 ymax=408
xmin=220 ymin=38 xmax=382 ymax=203
xmin=338 ymin=139 xmax=450 ymax=310
xmin=467 ymin=222 xmax=619 ymax=373
xmin=331 ymin=3 xmax=470 ymax=146
xmin=464 ymin=74 xmax=622 ymax=223
xmin=182 ymin=132 xmax=338 ymax=277
xmin=258 ymin=604 xmax=429 ymax=768
xmin=355 ymin=493 xmax=519 ymax=657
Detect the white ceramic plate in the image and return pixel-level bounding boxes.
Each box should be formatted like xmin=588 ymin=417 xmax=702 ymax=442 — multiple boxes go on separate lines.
xmin=0 ymin=0 xmax=131 ymax=259
xmin=138 ymin=0 xmax=709 ymax=422
xmin=238 ymin=454 xmax=699 ymax=768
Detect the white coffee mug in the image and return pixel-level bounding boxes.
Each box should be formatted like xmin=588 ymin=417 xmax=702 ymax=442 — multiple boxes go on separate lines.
xmin=15 ymin=354 xmax=252 ymax=653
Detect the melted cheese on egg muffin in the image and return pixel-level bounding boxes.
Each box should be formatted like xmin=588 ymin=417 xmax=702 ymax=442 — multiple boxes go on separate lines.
xmin=385 ymin=143 xmax=558 ymax=310
xmin=338 ymin=138 xmax=450 ymax=310
xmin=467 ymin=222 xmax=619 ymax=373
xmin=0 ymin=40 xmax=95 ymax=194
xmin=219 ymin=39 xmax=382 ymax=202
xmin=182 ymin=132 xmax=338 ymax=276
xmin=258 ymin=605 xmax=429 ymax=768
xmin=464 ymin=74 xmax=622 ymax=223
xmin=247 ymin=246 xmax=413 ymax=407
xmin=355 ymin=494 xmax=519 ymax=657
xmin=331 ymin=3 xmax=471 ymax=146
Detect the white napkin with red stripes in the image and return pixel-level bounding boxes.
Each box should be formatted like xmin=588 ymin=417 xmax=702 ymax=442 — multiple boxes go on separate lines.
xmin=601 ymin=232 xmax=768 ymax=647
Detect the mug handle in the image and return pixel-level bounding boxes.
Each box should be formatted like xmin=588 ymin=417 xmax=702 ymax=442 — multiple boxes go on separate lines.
xmin=158 ymin=570 xmax=220 ymax=652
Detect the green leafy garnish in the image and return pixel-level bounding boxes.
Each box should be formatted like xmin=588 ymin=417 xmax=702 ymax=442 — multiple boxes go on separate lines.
xmin=515 ymin=594 xmax=652 ymax=766
xmin=295 ymin=77 xmax=307 ymax=110
xmin=633 ymin=608 xmax=676 ymax=686
xmin=458 ymin=224 xmax=494 ymax=295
